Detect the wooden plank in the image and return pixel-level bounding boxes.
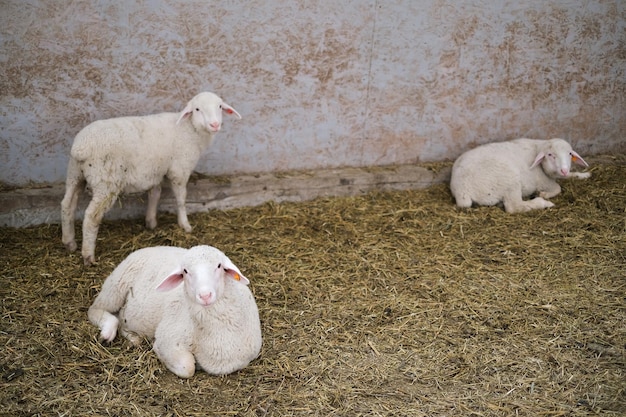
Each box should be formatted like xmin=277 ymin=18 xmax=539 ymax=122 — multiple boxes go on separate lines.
xmin=0 ymin=164 xmax=451 ymax=228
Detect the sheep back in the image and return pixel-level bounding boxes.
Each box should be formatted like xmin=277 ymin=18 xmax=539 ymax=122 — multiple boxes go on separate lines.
xmin=71 ymin=113 xmax=207 ymax=193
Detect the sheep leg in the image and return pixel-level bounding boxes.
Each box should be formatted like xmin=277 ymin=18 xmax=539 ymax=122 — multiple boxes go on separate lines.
xmin=88 ymin=309 xmax=119 ymax=342
xmin=82 ymin=191 xmax=117 ymax=265
xmin=153 ymin=337 xmax=196 ymax=378
xmin=61 ymin=159 xmax=83 ymax=252
xmin=567 ymin=172 xmax=591 ymax=180
xmin=453 ymin=192 xmax=473 ymax=208
xmin=170 ymin=182 xmax=192 ymax=232
xmin=503 ymin=194 xmax=554 ymax=213
xmin=61 ymin=183 xmax=80 ymax=252
xmin=145 ymin=185 xmax=161 ymax=230
xmin=120 ymin=329 xmax=143 ymax=346
xmin=538 ymin=183 xmax=561 ymax=200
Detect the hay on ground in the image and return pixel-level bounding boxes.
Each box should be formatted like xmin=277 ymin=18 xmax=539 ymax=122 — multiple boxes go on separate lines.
xmin=1 ymin=155 xmax=624 ymax=416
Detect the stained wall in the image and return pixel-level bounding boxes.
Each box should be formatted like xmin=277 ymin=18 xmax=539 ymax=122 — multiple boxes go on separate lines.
xmin=1 ymin=0 xmax=624 ymax=186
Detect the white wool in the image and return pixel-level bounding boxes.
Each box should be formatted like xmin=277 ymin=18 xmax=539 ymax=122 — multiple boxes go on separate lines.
xmin=450 ymin=138 xmax=590 ymax=213
xmin=61 ymin=92 xmax=241 ymax=265
xmin=87 ymin=245 xmax=262 ymax=378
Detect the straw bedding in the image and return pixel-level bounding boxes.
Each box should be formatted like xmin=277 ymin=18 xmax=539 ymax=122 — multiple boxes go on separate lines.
xmin=1 ymin=156 xmax=624 ymax=416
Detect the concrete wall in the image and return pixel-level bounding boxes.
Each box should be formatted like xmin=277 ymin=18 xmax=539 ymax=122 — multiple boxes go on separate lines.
xmin=1 ymin=0 xmax=624 ymax=187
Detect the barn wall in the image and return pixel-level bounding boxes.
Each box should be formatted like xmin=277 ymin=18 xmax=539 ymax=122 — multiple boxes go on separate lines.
xmin=1 ymin=0 xmax=624 ymax=186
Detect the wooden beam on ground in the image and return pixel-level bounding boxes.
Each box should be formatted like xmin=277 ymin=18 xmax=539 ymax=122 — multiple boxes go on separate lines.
xmin=0 ymin=164 xmax=452 ymax=228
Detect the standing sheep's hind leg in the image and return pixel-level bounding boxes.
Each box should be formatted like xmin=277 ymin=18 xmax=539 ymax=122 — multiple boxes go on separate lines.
xmin=171 ymin=182 xmax=192 ymax=232
xmin=145 ymin=185 xmax=161 ymax=230
xmin=61 ymin=159 xmax=84 ymax=252
xmin=61 ymin=182 xmax=81 ymax=252
xmin=81 ymin=191 xmax=117 ymax=266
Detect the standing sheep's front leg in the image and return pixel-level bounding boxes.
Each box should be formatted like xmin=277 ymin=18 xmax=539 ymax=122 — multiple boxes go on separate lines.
xmin=145 ymin=185 xmax=161 ymax=230
xmin=82 ymin=191 xmax=117 ymax=265
xmin=170 ymin=181 xmax=192 ymax=232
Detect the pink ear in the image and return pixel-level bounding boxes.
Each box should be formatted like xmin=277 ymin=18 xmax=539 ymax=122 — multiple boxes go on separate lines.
xmin=176 ymin=104 xmax=193 ymax=125
xmin=176 ymin=113 xmax=191 ymax=125
xmin=571 ymin=151 xmax=589 ymax=167
xmin=223 ymin=267 xmax=249 ymax=285
xmin=222 ymin=103 xmax=242 ymax=119
xmin=530 ymin=152 xmax=545 ymax=169
xmin=156 ymin=269 xmax=184 ymax=291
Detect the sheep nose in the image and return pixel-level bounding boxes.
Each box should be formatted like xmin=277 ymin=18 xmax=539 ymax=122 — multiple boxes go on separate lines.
xmin=560 ymin=168 xmax=569 ymax=176
xmin=198 ymin=293 xmax=213 ymax=305
xmin=209 ymin=122 xmax=221 ymax=131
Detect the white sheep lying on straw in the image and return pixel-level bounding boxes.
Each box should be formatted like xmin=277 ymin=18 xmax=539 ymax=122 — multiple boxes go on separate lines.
xmin=450 ymin=138 xmax=590 ymax=213
xmin=61 ymin=92 xmax=241 ymax=265
xmin=88 ymin=245 xmax=262 ymax=378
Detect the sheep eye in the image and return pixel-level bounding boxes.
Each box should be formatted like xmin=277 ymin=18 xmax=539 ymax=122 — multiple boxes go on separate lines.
xmin=195 ymin=108 xmax=199 ymax=112
xmin=217 ymin=263 xmax=222 ymax=269
xmin=183 ymin=268 xmax=189 ymax=274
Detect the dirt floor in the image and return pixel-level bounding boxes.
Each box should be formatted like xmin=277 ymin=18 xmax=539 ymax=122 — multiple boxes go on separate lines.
xmin=1 ymin=156 xmax=624 ymax=416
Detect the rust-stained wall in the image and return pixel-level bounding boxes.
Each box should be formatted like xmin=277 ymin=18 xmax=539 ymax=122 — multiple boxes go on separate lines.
xmin=1 ymin=0 xmax=624 ymax=186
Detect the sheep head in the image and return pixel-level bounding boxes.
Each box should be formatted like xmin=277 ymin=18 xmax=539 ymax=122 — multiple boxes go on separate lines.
xmin=176 ymin=92 xmax=242 ymax=133
xmin=530 ymin=138 xmax=589 ymax=179
xmin=156 ymin=245 xmax=249 ymax=307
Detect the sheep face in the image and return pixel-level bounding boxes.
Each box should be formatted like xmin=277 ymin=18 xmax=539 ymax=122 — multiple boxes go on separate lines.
xmin=531 ymin=139 xmax=589 ymax=179
xmin=156 ymin=246 xmax=249 ymax=308
xmin=176 ymin=92 xmax=242 ymax=133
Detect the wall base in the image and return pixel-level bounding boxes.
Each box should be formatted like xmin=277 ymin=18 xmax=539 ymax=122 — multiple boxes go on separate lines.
xmin=0 ymin=164 xmax=452 ymax=228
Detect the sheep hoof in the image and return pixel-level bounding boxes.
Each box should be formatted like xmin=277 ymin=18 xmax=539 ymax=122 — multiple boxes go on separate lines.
xmin=122 ymin=330 xmax=143 ymax=346
xmin=65 ymin=241 xmax=78 ymax=252
xmin=83 ymin=255 xmax=96 ymax=266
xmin=538 ymin=191 xmax=559 ymax=199
xmin=536 ymin=197 xmax=555 ymax=209
xmin=100 ymin=317 xmax=119 ymax=342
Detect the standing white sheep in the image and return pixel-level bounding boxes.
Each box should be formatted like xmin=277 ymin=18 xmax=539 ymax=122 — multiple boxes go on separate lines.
xmin=88 ymin=245 xmax=262 ymax=378
xmin=61 ymin=92 xmax=241 ymax=265
xmin=450 ymin=138 xmax=590 ymax=213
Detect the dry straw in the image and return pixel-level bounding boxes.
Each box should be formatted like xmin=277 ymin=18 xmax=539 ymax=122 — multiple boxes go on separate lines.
xmin=1 ymin=156 xmax=624 ymax=416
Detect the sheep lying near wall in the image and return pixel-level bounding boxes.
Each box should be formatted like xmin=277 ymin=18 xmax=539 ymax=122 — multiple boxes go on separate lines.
xmin=61 ymin=92 xmax=241 ymax=265
xmin=450 ymin=138 xmax=590 ymax=213
xmin=88 ymin=245 xmax=262 ymax=378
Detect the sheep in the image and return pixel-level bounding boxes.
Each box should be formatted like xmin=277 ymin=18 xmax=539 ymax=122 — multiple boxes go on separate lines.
xmin=450 ymin=138 xmax=590 ymax=213
xmin=61 ymin=92 xmax=242 ymax=265
xmin=87 ymin=245 xmax=262 ymax=378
